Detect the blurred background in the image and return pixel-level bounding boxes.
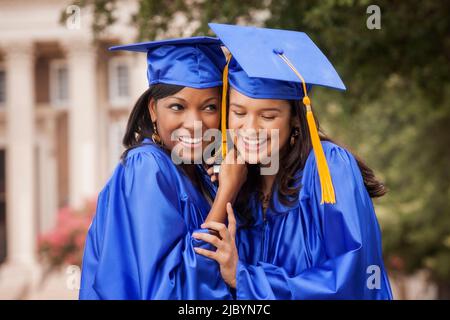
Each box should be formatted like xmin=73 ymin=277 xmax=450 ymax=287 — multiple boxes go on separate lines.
xmin=0 ymin=0 xmax=448 ymax=299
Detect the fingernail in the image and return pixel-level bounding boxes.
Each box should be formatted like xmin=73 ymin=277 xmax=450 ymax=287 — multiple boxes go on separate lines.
xmin=201 ymin=224 xmax=205 ymax=228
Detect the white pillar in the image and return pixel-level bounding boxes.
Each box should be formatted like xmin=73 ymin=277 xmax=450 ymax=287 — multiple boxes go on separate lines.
xmin=0 ymin=42 xmax=41 ymax=298
xmin=4 ymin=42 xmax=37 ymax=267
xmin=65 ymin=40 xmax=98 ymax=209
xmin=131 ymin=52 xmax=149 ymax=101
xmin=37 ymin=114 xmax=58 ymax=233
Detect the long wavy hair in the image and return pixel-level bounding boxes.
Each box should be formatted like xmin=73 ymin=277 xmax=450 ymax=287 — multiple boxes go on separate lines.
xmin=234 ymin=99 xmax=387 ymax=227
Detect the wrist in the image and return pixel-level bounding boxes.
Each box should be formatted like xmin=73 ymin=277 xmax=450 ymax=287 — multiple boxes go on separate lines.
xmin=217 ymin=183 xmax=239 ymax=202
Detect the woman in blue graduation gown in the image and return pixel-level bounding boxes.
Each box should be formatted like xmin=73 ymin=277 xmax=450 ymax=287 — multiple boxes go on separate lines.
xmin=79 ymin=37 xmax=236 ymax=300
xmin=193 ymin=24 xmax=393 ymax=299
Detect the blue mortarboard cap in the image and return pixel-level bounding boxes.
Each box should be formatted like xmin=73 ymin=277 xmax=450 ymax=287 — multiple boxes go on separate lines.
xmin=209 ymin=23 xmax=346 ymax=99
xmin=227 ymin=57 xmax=312 ymax=100
xmin=109 ymin=36 xmax=226 ymax=88
xmin=209 ymin=23 xmax=345 ymax=205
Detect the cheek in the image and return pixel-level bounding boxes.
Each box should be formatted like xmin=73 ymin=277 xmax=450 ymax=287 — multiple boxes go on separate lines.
xmin=278 ymin=122 xmax=291 ymax=143
xmin=228 ymin=113 xmax=242 ymax=129
xmin=155 ymin=112 xmax=181 ymax=145
xmin=266 ymin=118 xmax=291 ymax=150
xmin=200 ymin=112 xmax=220 ymax=129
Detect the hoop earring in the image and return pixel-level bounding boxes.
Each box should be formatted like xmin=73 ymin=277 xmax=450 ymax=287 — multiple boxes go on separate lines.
xmin=152 ymin=122 xmax=163 ymax=146
xmin=290 ymin=128 xmax=300 ymax=147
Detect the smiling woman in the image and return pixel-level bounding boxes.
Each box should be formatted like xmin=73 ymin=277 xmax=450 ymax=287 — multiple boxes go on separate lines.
xmin=78 ymin=37 xmax=240 ymax=300
xmin=121 ymin=84 xmax=221 ymax=165
xmin=193 ymin=23 xmax=393 ymax=300
xmin=148 ymin=86 xmax=220 ymax=163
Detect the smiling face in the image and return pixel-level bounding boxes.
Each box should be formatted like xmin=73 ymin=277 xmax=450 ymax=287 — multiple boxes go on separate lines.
xmin=228 ymin=88 xmax=293 ymax=165
xmin=149 ymin=86 xmax=220 ymax=163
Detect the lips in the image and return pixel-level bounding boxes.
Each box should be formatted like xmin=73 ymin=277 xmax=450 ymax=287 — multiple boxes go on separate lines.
xmin=178 ymin=136 xmax=203 ymax=148
xmin=239 ymin=135 xmax=269 ymax=152
xmin=241 ymin=135 xmax=267 ymax=145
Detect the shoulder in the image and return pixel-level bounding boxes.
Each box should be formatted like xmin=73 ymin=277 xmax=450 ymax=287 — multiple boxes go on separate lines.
xmin=122 ymin=143 xmax=177 ymax=175
xmin=124 ymin=142 xmax=172 ymax=167
xmin=111 ymin=142 xmax=181 ymax=193
xmin=301 ymin=141 xmax=364 ymax=197
xmin=304 ymin=141 xmax=358 ymax=177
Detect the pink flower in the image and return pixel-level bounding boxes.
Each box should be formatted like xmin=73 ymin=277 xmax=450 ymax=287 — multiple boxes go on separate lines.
xmin=38 ymin=198 xmax=97 ymax=268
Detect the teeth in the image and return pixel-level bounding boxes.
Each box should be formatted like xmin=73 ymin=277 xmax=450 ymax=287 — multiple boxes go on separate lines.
xmin=242 ymin=136 xmax=267 ymax=145
xmin=178 ymin=136 xmax=202 ymax=144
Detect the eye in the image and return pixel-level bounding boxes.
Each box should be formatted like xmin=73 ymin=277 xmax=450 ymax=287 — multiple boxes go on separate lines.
xmin=261 ymin=114 xmax=277 ymax=120
xmin=169 ymin=103 xmax=184 ymax=111
xmin=203 ymin=104 xmax=217 ymax=112
xmin=232 ymin=110 xmax=246 ymax=117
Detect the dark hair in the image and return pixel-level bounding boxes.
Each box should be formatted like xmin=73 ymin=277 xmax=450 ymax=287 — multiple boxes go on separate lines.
xmin=120 ymin=83 xmax=184 ymax=162
xmin=235 ymin=99 xmax=387 ymax=227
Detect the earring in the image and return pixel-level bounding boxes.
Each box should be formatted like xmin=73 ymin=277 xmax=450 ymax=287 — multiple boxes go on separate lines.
xmin=290 ymin=128 xmax=300 ymax=147
xmin=151 ymin=122 xmax=163 ymax=146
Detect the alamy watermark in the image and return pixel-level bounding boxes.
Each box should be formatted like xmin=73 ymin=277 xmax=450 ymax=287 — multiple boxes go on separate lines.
xmin=366 ymin=5 xmax=381 ymax=30
xmin=168 ymin=121 xmax=280 ymax=175
xmin=65 ymin=5 xmax=81 ymax=30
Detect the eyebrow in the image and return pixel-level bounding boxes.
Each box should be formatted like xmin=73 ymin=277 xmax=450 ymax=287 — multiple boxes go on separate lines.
xmin=168 ymin=96 xmax=219 ymax=104
xmin=169 ymin=96 xmax=188 ymax=103
xmin=201 ymin=97 xmax=219 ymax=104
xmin=230 ymin=103 xmax=282 ymax=112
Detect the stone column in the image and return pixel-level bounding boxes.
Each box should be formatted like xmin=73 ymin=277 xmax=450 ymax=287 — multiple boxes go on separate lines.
xmin=37 ymin=112 xmax=58 ymax=233
xmin=4 ymin=42 xmax=37 ymax=267
xmin=0 ymin=42 xmax=40 ymax=298
xmin=64 ymin=39 xmax=98 ymax=209
xmin=131 ymin=51 xmax=149 ymax=101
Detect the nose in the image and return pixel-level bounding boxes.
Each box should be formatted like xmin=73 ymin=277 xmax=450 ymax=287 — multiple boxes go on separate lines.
xmin=182 ymin=109 xmax=202 ymax=134
xmin=241 ymin=114 xmax=260 ymax=131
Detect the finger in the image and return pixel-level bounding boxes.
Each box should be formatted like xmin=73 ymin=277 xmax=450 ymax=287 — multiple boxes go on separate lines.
xmin=207 ymin=167 xmax=214 ymax=176
xmin=193 ymin=247 xmax=218 ymax=261
xmin=225 ymin=147 xmax=237 ymax=165
xmin=192 ymin=232 xmax=222 ymax=248
xmin=211 ymin=175 xmax=217 ymax=183
xmin=232 ymin=138 xmax=238 ymax=163
xmin=205 ymin=156 xmax=216 ymax=166
xmin=201 ymin=221 xmax=229 ymax=241
xmin=226 ymin=202 xmax=237 ymax=240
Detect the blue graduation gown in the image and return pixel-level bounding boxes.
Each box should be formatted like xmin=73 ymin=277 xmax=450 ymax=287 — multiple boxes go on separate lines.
xmin=228 ymin=142 xmax=393 ymax=299
xmin=79 ymin=139 xmax=233 ymax=300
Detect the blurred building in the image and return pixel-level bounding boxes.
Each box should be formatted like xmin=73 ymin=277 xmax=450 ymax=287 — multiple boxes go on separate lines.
xmin=0 ymin=0 xmax=148 ymax=298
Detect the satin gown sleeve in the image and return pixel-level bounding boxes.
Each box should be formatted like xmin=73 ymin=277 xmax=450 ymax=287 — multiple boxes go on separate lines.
xmin=235 ymin=142 xmax=393 ymax=300
xmin=79 ymin=146 xmax=233 ymax=300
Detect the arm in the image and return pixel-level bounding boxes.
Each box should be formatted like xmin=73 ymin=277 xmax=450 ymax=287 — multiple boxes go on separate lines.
xmin=79 ymin=150 xmax=233 ymax=300
xmin=204 ymin=149 xmax=247 ymax=224
xmin=234 ymin=144 xmax=392 ymax=300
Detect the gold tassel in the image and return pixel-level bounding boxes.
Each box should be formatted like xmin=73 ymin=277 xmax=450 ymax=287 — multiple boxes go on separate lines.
xmin=277 ymin=53 xmax=336 ymax=204
xmin=221 ymin=54 xmax=232 ymax=159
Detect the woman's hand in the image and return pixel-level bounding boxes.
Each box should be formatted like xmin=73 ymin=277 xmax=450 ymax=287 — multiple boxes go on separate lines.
xmin=193 ymin=203 xmax=238 ymax=288
xmin=206 ymin=147 xmax=247 ymax=192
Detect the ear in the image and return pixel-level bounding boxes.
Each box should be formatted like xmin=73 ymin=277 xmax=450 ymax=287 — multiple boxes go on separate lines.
xmin=148 ymin=98 xmax=157 ymax=123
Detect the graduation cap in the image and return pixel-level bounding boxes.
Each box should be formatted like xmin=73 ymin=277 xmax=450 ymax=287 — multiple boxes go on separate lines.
xmin=109 ymin=36 xmax=226 ymax=88
xmin=209 ymin=23 xmax=347 ymax=204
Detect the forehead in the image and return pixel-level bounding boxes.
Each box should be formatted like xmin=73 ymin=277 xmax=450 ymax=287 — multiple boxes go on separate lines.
xmin=163 ymin=86 xmax=220 ymax=101
xmin=229 ymin=88 xmax=290 ymax=111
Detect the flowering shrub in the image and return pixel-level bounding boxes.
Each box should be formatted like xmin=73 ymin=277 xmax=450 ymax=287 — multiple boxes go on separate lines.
xmin=38 ymin=199 xmax=96 ymax=268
